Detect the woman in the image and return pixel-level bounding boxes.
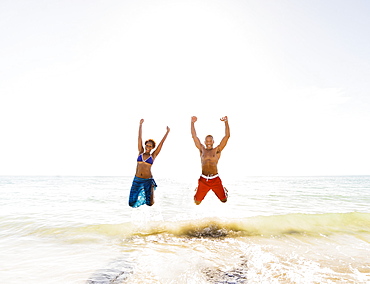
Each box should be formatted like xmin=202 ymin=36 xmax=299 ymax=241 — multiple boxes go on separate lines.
xmin=128 ymin=119 xmax=170 ymax=208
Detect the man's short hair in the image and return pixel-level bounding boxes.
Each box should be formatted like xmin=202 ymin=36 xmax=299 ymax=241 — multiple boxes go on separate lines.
xmin=145 ymin=139 xmax=156 ymax=148
xmin=205 ymin=135 xmax=213 ymax=140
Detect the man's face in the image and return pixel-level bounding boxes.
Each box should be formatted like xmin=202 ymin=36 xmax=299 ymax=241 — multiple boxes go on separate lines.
xmin=205 ymin=136 xmax=214 ymax=149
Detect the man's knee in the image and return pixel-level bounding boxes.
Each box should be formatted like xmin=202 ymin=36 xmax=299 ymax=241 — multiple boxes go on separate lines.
xmin=220 ymin=198 xmax=227 ymax=203
xmin=194 ymin=199 xmax=202 ymax=205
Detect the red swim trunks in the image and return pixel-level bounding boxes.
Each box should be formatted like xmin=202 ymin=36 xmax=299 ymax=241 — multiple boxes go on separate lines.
xmin=194 ymin=175 xmax=228 ymax=202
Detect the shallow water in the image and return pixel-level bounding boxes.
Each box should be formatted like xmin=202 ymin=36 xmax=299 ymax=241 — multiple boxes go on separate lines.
xmin=1 ymin=176 xmax=370 ymax=283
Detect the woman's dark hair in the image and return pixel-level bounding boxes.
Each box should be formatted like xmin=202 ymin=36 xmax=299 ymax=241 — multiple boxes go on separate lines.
xmin=145 ymin=139 xmax=156 ymax=148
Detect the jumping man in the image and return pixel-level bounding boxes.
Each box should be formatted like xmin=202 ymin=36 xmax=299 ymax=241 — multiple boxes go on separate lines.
xmin=191 ymin=116 xmax=230 ymax=205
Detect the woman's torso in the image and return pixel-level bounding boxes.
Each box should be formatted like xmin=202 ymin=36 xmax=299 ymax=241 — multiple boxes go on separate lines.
xmin=135 ymin=153 xmax=154 ymax=179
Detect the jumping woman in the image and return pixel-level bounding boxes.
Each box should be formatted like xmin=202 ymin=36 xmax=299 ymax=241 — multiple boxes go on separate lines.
xmin=128 ymin=119 xmax=170 ymax=208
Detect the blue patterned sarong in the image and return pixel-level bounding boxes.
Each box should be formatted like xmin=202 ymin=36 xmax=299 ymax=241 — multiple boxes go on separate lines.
xmin=129 ymin=176 xmax=157 ymax=208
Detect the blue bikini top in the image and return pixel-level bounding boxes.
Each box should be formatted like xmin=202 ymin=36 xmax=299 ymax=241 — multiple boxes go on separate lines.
xmin=137 ymin=153 xmax=154 ymax=165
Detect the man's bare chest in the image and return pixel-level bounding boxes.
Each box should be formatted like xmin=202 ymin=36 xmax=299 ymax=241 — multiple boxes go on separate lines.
xmin=202 ymin=149 xmax=219 ymax=160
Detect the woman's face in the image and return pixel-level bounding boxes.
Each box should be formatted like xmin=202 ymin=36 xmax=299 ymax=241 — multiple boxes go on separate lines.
xmin=145 ymin=142 xmax=154 ymax=152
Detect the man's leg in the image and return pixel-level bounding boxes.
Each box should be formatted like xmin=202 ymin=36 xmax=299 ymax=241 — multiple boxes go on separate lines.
xmin=211 ymin=177 xmax=228 ymax=203
xmin=194 ymin=177 xmax=210 ymax=205
xmin=194 ymin=197 xmax=202 ymax=205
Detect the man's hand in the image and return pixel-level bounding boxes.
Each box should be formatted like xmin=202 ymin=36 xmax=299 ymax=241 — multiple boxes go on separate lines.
xmin=140 ymin=119 xmax=144 ymax=124
xmin=220 ymin=116 xmax=228 ymax=122
xmin=166 ymin=126 xmax=170 ymax=132
xmin=191 ymin=116 xmax=198 ymax=123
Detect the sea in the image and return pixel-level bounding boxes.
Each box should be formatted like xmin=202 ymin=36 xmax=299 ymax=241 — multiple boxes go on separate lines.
xmin=1 ymin=175 xmax=369 ymax=284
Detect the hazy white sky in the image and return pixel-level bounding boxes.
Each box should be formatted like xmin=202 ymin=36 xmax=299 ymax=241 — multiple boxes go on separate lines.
xmin=1 ymin=0 xmax=369 ymax=178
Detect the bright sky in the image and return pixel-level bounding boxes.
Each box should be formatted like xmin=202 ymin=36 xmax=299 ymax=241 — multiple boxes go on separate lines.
xmin=1 ymin=0 xmax=370 ymax=179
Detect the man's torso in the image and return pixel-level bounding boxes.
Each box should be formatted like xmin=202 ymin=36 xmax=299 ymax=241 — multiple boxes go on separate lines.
xmin=200 ymin=148 xmax=220 ymax=175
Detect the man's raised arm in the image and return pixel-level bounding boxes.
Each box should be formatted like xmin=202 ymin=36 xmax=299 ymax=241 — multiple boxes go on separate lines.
xmin=218 ymin=116 xmax=230 ymax=151
xmin=191 ymin=116 xmax=203 ymax=150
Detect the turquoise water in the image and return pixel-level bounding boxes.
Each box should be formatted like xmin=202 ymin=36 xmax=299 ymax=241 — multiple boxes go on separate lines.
xmin=1 ymin=176 xmax=370 ymax=283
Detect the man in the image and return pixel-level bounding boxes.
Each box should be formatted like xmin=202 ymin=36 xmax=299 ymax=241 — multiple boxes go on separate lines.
xmin=191 ymin=116 xmax=230 ymax=205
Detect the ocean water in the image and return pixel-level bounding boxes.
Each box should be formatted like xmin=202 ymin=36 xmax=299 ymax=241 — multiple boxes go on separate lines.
xmin=0 ymin=175 xmax=370 ymax=284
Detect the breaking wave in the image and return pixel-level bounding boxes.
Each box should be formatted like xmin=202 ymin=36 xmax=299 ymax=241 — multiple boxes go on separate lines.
xmin=29 ymin=212 xmax=370 ymax=241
